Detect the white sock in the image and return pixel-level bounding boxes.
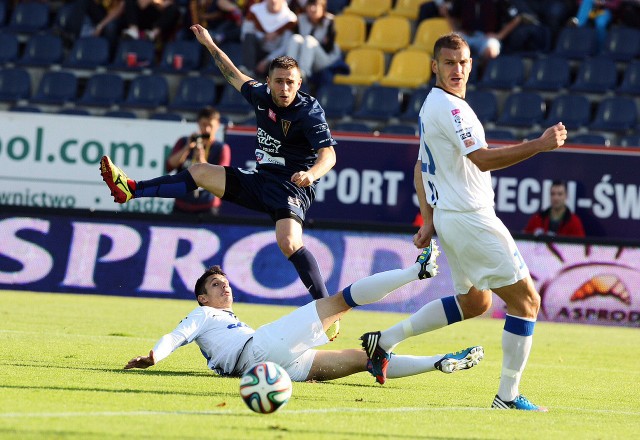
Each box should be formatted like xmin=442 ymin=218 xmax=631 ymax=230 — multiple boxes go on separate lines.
xmin=379 ymin=297 xmax=461 ymax=352
xmin=345 ymin=264 xmax=420 ymax=306
xmin=386 ymin=354 xmax=441 ymax=378
xmin=498 ymin=315 xmax=534 ymax=402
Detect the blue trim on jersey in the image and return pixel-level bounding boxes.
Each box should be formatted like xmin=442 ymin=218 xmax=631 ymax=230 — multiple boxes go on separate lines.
xmin=442 ymin=296 xmax=462 ymax=324
xmin=504 ymin=315 xmax=535 ymax=336
xmin=342 ymin=285 xmax=358 ymax=307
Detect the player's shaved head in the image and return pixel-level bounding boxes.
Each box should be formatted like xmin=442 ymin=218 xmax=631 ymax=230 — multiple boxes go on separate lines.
xmin=433 ymin=33 xmax=470 ymax=60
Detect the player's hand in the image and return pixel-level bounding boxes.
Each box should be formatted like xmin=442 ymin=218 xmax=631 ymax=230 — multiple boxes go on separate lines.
xmin=539 ymin=122 xmax=567 ymax=151
xmin=190 ymin=24 xmax=216 ymax=48
xmin=124 ymin=350 xmax=156 ymax=369
xmin=291 ymin=171 xmax=315 ymax=187
xmin=413 ymin=225 xmax=434 ymax=249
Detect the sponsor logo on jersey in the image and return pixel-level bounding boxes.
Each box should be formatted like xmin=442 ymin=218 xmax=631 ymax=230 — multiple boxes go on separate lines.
xmin=282 ymin=119 xmax=291 ymax=136
xmin=460 ymin=131 xmax=471 ymax=140
xmin=313 ymin=122 xmax=328 ymax=134
xmin=268 ymin=108 xmax=277 ymax=122
xmin=255 ymin=149 xmax=285 ymax=166
xmin=256 ymin=127 xmax=282 ymax=153
xmin=464 ymin=138 xmax=475 ymax=147
xmin=287 ymin=196 xmax=301 ymax=208
xmin=451 ymin=109 xmax=460 ymax=116
xmin=248 ymin=81 xmax=260 ymax=87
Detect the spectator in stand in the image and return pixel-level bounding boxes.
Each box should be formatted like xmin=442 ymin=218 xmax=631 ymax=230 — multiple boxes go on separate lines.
xmin=509 ymin=0 xmax=576 ymax=41
xmin=524 ymin=180 xmax=586 ymax=237
xmin=241 ymin=0 xmax=297 ymax=76
xmin=189 ymin=0 xmax=243 ymax=44
xmin=570 ymin=0 xmax=622 ymax=49
xmin=284 ymin=0 xmax=341 ymax=81
xmin=166 ymin=107 xmax=231 ymax=215
xmin=70 ymin=0 xmax=126 ymax=49
xmin=121 ymin=0 xmax=181 ymax=44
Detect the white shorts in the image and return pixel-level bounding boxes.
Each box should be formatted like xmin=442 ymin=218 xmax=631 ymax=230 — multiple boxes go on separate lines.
xmin=249 ymin=302 xmax=328 ymax=381
xmin=434 ymin=207 xmax=529 ymax=294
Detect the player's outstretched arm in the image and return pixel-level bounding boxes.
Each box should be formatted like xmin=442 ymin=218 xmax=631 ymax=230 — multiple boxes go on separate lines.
xmin=468 ymin=122 xmax=567 ymax=172
xmin=190 ymin=24 xmax=252 ymax=91
xmin=124 ymin=350 xmax=156 ymax=369
xmin=291 ymin=146 xmax=336 ymax=187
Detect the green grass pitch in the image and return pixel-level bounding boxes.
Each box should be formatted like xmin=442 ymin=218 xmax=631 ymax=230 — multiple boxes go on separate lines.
xmin=1 ymin=290 xmax=639 ymax=439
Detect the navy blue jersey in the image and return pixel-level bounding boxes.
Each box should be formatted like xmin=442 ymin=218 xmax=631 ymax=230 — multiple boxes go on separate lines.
xmin=240 ymin=80 xmax=337 ymax=176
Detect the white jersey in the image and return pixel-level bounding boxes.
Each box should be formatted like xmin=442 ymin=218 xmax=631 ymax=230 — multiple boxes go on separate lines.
xmin=418 ymin=87 xmax=494 ymax=211
xmin=152 ymin=306 xmax=255 ymax=376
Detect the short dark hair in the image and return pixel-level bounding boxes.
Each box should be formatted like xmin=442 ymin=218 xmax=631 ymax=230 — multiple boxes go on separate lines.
xmin=433 ymin=33 xmax=470 ymax=60
xmin=194 ymin=265 xmax=227 ymax=301
xmin=306 ymin=0 xmax=326 ymax=8
xmin=197 ymin=106 xmax=220 ymax=121
xmin=268 ymin=55 xmax=300 ymax=75
xmin=551 ymin=180 xmax=567 ymax=190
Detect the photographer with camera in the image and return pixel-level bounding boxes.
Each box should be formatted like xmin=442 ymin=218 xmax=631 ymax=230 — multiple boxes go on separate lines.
xmin=166 ymin=107 xmax=231 ymax=215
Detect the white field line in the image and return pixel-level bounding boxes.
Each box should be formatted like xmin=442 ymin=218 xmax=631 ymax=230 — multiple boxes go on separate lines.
xmin=1 ymin=406 xmax=639 ymax=418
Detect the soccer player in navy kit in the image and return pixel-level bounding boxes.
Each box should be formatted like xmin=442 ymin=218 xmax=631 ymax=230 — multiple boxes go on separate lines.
xmin=100 ymin=24 xmax=337 ymax=306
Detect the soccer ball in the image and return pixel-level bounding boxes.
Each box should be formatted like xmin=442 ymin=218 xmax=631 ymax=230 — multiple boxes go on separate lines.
xmin=239 ymin=362 xmax=292 ymax=414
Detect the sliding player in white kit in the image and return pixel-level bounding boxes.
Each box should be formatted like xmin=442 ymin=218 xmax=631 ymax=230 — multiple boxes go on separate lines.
xmin=360 ymin=33 xmax=567 ymax=411
xmin=125 ymin=254 xmax=484 ymax=383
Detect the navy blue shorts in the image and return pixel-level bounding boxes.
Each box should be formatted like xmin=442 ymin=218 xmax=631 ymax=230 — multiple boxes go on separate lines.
xmin=222 ymin=167 xmax=315 ymax=224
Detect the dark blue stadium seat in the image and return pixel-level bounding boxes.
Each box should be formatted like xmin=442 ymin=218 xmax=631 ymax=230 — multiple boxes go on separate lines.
xmin=327 ymin=0 xmax=349 ymax=14
xmin=0 ymin=67 xmax=30 ymax=102
xmin=18 ymin=33 xmax=64 ymax=66
xmin=544 ymin=94 xmax=591 ymax=130
xmin=523 ymin=56 xmax=571 ymax=91
xmin=554 ymin=26 xmax=598 ymax=59
xmin=333 ymin=121 xmax=372 ymax=133
xmin=315 ymin=83 xmax=355 ymax=119
xmin=571 ymin=133 xmax=609 ymax=146
xmin=485 ymin=129 xmax=516 ymax=141
xmin=9 ymin=105 xmax=41 ymax=113
xmin=150 ymin=112 xmax=184 ymax=121
xmin=380 ymin=123 xmax=418 ymax=136
xmin=31 ymin=71 xmax=78 ymax=105
xmin=570 ymin=57 xmax=618 ymax=94
xmin=78 ymin=73 xmax=125 ymax=106
xmin=400 ymin=87 xmax=430 ymax=122
xmin=105 ymin=110 xmax=137 ymax=119
xmin=600 ymin=26 xmax=640 ymax=62
xmin=111 ymin=39 xmax=155 ymax=70
xmin=617 ymin=60 xmax=640 ymax=96
xmin=122 ymin=74 xmax=169 ymax=108
xmin=353 ymin=86 xmax=402 ymax=120
xmin=478 ymin=55 xmax=525 ymax=90
xmin=203 ymin=41 xmax=242 ymax=76
xmin=0 ymin=1 xmax=6 ymax=26
xmin=63 ymin=37 xmax=111 ymax=69
xmin=58 ymin=108 xmax=91 ymax=116
xmin=7 ymin=1 xmax=49 ymax=34
xmin=497 ymin=92 xmax=545 ymax=128
xmin=620 ymin=134 xmax=640 ymax=147
xmin=54 ymin=2 xmax=79 ymax=37
xmin=216 ymin=85 xmax=254 ymax=117
xmin=159 ymin=40 xmax=202 ymax=72
xmin=168 ymin=76 xmax=217 ymax=112
xmin=465 ymin=89 xmax=498 ymax=124
xmin=590 ymin=97 xmax=638 ymax=132
xmin=0 ymin=32 xmax=19 ymax=64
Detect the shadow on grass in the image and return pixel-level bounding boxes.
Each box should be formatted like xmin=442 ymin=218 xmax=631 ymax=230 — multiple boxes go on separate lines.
xmin=0 ymin=383 xmax=238 ymax=398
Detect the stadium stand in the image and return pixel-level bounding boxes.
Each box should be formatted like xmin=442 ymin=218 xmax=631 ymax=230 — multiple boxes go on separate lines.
xmin=30 ymin=71 xmax=78 ymax=105
xmin=478 ymin=55 xmax=525 ymax=90
xmin=380 ymin=123 xmax=418 ymax=136
xmin=399 ymin=87 xmax=431 ymax=122
xmin=341 ymin=0 xmax=392 ymax=19
xmin=63 ymin=37 xmax=111 ymax=70
xmin=617 ymin=60 xmax=640 ymax=96
xmin=104 ymin=110 xmax=138 ymax=119
xmin=168 ymin=76 xmax=217 ymax=112
xmin=332 ymin=121 xmax=372 ymax=133
xmin=554 ymin=26 xmax=598 ymax=60
xmin=333 ymin=14 xmax=367 ymax=52
xmin=353 ymin=86 xmax=403 ymax=121
xmin=485 ymin=129 xmax=517 ymax=141
xmin=158 ymin=39 xmax=203 ymax=73
xmin=0 ymin=0 xmax=6 ymax=27
xmin=388 ymin=0 xmax=427 ymax=20
xmin=0 ymin=32 xmax=19 ymax=64
xmin=523 ymin=56 xmax=571 ymax=91
xmin=6 ymin=1 xmax=49 ymax=34
xmin=216 ymin=84 xmax=254 ymax=120
xmin=9 ymin=105 xmax=41 ymax=113
xmin=379 ymin=49 xmax=431 ymax=88
xmin=620 ymin=134 xmax=640 ymax=147
xmin=111 ymin=39 xmax=156 ymax=70
xmin=362 ymin=15 xmax=411 ymax=53
xmin=315 ymin=83 xmax=356 ymax=119
xmin=544 ymin=94 xmax=592 ymax=130
xmin=590 ymin=97 xmax=638 ymax=133
xmin=497 ymin=92 xmax=546 ymax=128
xmin=78 ymin=73 xmax=125 ymax=107
xmin=122 ymin=74 xmax=169 ymax=108
xmin=465 ymin=89 xmax=498 ymax=124
xmin=18 ymin=33 xmax=64 ymax=67
xmin=0 ymin=67 xmax=31 ymax=102
xmin=327 ymin=0 xmax=349 ymax=15
xmin=203 ymin=41 xmax=242 ymax=76
xmin=569 ymin=56 xmax=618 ymax=94
xmin=333 ymin=48 xmax=385 ymax=86
xmin=150 ymin=112 xmax=184 ymax=121
xmin=407 ymin=17 xmax=451 ymax=56
xmin=58 ymin=108 xmax=91 ymax=116
xmin=571 ymin=133 xmax=610 ymax=145
xmin=600 ymin=26 xmax=640 ymax=62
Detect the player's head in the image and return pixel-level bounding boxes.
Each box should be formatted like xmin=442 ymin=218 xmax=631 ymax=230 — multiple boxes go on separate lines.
xmin=550 ymin=180 xmax=568 ymax=210
xmin=267 ymin=56 xmax=302 ymax=108
xmin=194 ymin=265 xmax=233 ymax=308
xmin=196 ymin=106 xmax=221 ymax=138
xmin=432 ymin=33 xmax=472 ymax=98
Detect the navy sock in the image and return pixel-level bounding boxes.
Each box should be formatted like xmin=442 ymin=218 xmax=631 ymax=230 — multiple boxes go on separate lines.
xmin=288 ymin=246 xmax=329 ymax=299
xmin=134 ymin=170 xmax=198 ymax=199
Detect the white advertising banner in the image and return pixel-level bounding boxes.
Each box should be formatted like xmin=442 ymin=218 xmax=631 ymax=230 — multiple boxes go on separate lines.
xmin=0 ymin=111 xmax=190 ymax=212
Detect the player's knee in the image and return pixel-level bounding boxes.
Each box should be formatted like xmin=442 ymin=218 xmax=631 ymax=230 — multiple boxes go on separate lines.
xmin=188 ymin=163 xmax=208 ymax=185
xmin=277 ymin=236 xmax=300 ymax=257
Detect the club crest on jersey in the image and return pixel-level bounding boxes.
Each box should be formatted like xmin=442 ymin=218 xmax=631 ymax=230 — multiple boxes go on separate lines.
xmin=282 ymin=119 xmax=291 ymax=136
xmin=268 ymin=108 xmax=277 ymax=122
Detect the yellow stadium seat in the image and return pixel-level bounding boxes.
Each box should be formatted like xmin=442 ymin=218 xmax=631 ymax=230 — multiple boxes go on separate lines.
xmin=342 ymin=0 xmax=392 ymax=19
xmin=379 ymin=50 xmax=432 ymax=88
xmin=333 ymin=48 xmax=385 ymax=86
xmin=407 ymin=17 xmax=452 ymax=56
xmin=389 ymin=0 xmax=431 ymax=21
xmin=334 ymin=14 xmax=366 ymax=51
xmin=362 ymin=16 xmax=411 ymax=53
